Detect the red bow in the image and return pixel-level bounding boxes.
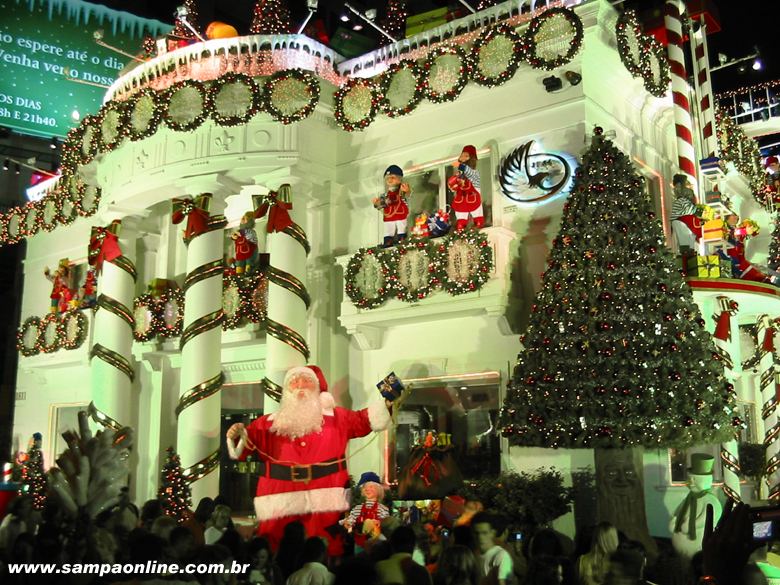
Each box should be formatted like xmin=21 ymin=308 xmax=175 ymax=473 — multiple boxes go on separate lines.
xmin=172 ymin=196 xmax=211 ymax=241
xmin=411 ymin=451 xmax=441 ymax=487
xmin=714 ymin=310 xmax=731 ymax=342
xmin=88 ymin=222 xmax=122 ymax=274
xmin=254 ymin=191 xmax=293 ymax=234
xmin=764 ymin=327 xmax=776 ymax=353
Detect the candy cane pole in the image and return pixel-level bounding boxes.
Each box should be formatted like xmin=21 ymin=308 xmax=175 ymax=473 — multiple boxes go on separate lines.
xmin=691 ymin=16 xmax=718 ymax=158
xmin=174 ymin=194 xmax=226 ymax=501
xmin=758 ymin=316 xmax=780 ymax=500
xmin=712 ymin=295 xmax=741 ymax=501
xmin=89 ymin=220 xmax=137 ymax=431
xmin=665 ymin=0 xmax=698 ymax=195
xmin=262 ymin=184 xmax=311 ymax=408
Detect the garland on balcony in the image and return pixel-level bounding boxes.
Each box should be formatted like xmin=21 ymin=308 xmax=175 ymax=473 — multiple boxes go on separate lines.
xmin=615 ymin=10 xmax=670 ymax=98
xmin=222 ymin=270 xmax=268 ymax=329
xmin=132 ymin=289 xmax=185 ymax=342
xmin=345 ymin=230 xmax=494 ymax=309
xmin=17 ymin=316 xmax=43 ymax=356
xmin=715 ymin=108 xmax=770 ymax=208
xmin=0 ymin=9 xmax=589 ymax=248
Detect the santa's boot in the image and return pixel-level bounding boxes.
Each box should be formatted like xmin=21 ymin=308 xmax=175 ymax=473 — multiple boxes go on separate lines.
xmin=455 ymin=219 xmax=468 ymax=231
xmin=397 ymin=232 xmax=407 ymax=243
xmin=474 ymin=216 xmax=485 ymax=229
xmin=382 ymin=236 xmax=394 ymax=248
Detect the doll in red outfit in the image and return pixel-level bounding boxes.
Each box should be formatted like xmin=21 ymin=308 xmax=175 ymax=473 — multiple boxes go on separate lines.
xmin=448 ymin=145 xmax=484 ymax=231
xmin=374 ymin=165 xmax=411 ymax=247
xmin=231 ymin=212 xmax=259 ymax=275
xmin=226 ymin=366 xmax=391 ymax=550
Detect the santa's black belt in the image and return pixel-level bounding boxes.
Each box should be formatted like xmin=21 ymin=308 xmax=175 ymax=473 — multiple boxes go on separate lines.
xmin=263 ymin=458 xmax=344 ymax=483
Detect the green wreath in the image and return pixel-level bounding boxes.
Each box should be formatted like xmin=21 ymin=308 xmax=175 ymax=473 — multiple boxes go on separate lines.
xmin=133 ymin=294 xmax=157 ymax=342
xmin=422 ymin=45 xmax=471 ymax=103
xmin=377 ymin=60 xmax=424 ymax=118
xmin=39 ymin=313 xmax=61 ymax=353
xmin=524 ymin=7 xmax=584 ymax=70
xmin=157 ymin=288 xmax=185 ymax=338
xmin=162 ymin=79 xmax=209 ymax=132
xmin=390 ymin=239 xmax=436 ymax=302
xmin=39 ymin=195 xmax=59 ymax=232
xmin=469 ymin=24 xmax=523 ymax=87
xmin=95 ymin=100 xmax=129 ymax=152
xmin=263 ymin=69 xmax=320 ymax=124
xmin=17 ymin=316 xmax=43 ymax=357
xmin=642 ymin=38 xmax=671 ymax=98
xmin=55 ymin=190 xmax=78 ymax=226
xmin=20 ymin=201 xmax=41 ymax=239
xmin=206 ymin=72 xmax=263 ymax=126
xmin=58 ymin=309 xmax=88 ymax=350
xmin=345 ymin=247 xmax=392 ymax=309
xmin=431 ymin=229 xmax=493 ymax=295
xmin=222 ymin=271 xmax=244 ymax=330
xmin=1 ymin=207 xmax=24 ymax=245
xmin=76 ymin=115 xmax=100 ymax=164
xmin=76 ymin=184 xmax=101 ymax=218
xmin=334 ymin=77 xmax=378 ymax=132
xmin=616 ymin=10 xmax=670 ymax=98
xmin=127 ymin=88 xmax=163 ymax=141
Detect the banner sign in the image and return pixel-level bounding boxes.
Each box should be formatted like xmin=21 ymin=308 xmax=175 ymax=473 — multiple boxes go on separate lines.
xmin=0 ymin=0 xmax=170 ymax=138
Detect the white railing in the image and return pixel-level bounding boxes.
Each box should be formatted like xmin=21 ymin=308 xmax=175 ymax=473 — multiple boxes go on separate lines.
xmin=718 ymin=84 xmax=780 ymax=125
xmin=103 ymin=34 xmax=345 ymax=102
xmin=336 ymin=0 xmax=586 ymax=77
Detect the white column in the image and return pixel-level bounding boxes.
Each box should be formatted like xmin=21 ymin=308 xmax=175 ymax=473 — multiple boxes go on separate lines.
xmin=757 ymin=316 xmax=780 ymax=500
xmin=89 ymin=219 xmax=138 ymax=431
xmin=174 ymin=193 xmax=226 ymax=502
xmin=711 ymin=295 xmax=741 ymax=502
xmin=263 ymin=183 xmax=311 ymax=411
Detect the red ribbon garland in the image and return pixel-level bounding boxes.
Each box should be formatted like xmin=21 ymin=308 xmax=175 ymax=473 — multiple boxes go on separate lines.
xmin=714 ymin=310 xmax=731 ymax=342
xmin=172 ymin=197 xmax=210 ymax=240
xmin=763 ymin=327 xmax=776 ymax=353
xmin=255 ymin=191 xmax=293 ymax=233
xmin=410 ymin=451 xmax=441 ymax=487
xmin=88 ymin=224 xmax=122 ymax=274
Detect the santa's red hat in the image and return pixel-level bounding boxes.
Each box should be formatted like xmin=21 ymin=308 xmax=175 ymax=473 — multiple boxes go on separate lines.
xmin=282 ymin=365 xmax=328 ymax=393
xmin=462 ymin=145 xmax=478 ymax=160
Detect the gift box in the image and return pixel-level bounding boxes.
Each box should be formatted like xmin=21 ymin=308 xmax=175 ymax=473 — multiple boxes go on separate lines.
xmin=702 ymin=219 xmax=728 ymax=242
xmin=406 ymin=8 xmax=448 ymax=37
xmin=428 ymin=209 xmax=450 ymax=238
xmin=148 ymin=278 xmax=178 ymax=297
xmin=686 ymin=255 xmax=731 ymax=278
xmin=377 ymin=372 xmax=404 ymax=402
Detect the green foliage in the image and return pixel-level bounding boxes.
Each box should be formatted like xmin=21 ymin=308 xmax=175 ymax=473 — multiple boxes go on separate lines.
xmin=769 ymin=218 xmax=780 ymax=273
xmin=458 ymin=468 xmax=573 ymax=531
xmin=738 ymin=442 xmax=767 ymax=482
xmin=499 ymin=129 xmax=736 ymax=449
xmin=23 ymin=444 xmax=48 ymax=511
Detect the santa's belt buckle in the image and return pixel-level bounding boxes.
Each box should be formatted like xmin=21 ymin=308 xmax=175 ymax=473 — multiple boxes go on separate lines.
xmin=291 ymin=465 xmax=313 ymax=483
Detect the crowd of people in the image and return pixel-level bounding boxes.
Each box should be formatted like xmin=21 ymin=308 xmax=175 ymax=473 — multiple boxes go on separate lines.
xmin=0 ymin=491 xmax=776 ymax=585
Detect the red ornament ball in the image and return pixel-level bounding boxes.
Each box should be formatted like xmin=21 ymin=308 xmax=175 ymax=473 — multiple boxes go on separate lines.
xmin=594 ymin=126 xmax=604 ymax=135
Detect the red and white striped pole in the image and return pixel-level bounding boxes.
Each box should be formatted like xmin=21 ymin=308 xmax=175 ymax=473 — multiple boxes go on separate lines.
xmin=691 ymin=16 xmax=718 ymax=158
xmin=665 ymin=0 xmax=699 ymax=195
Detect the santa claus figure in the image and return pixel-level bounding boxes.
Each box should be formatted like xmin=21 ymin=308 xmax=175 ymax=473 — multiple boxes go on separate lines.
xmin=449 ymin=145 xmax=484 ymax=231
xmin=226 ymin=365 xmax=391 ymax=550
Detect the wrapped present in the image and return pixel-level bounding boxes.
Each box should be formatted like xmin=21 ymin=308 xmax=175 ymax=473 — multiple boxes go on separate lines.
xmin=428 ymin=209 xmax=451 ymax=238
xmin=696 ymin=204 xmax=716 ymax=221
xmin=148 ymin=278 xmax=178 ymax=297
xmin=686 ymin=254 xmax=731 ymax=278
xmin=377 ymin=372 xmax=404 ymax=402
xmin=406 ymin=8 xmax=448 ymax=36
xmin=702 ymin=219 xmax=728 ymax=242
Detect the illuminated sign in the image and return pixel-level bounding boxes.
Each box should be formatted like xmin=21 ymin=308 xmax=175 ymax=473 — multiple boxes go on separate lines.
xmin=0 ymin=0 xmax=170 ymax=138
xmin=499 ymin=140 xmax=577 ymax=204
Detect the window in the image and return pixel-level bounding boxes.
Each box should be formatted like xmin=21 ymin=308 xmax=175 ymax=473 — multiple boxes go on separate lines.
xmin=390 ymin=374 xmax=501 ymax=483
xmin=404 ymin=151 xmax=494 ymax=228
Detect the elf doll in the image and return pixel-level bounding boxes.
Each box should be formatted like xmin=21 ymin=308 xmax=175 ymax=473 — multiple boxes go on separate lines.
xmin=766 ymin=156 xmax=780 ymax=195
xmin=449 ymin=145 xmax=484 ymax=231
xmin=718 ymin=218 xmax=780 ymax=284
xmin=373 ymin=165 xmax=410 ymax=247
xmin=44 ymin=260 xmax=71 ymax=314
xmin=80 ymin=269 xmax=97 ymax=309
xmin=231 ymin=212 xmax=259 ymax=275
xmin=341 ymin=472 xmax=389 ymax=548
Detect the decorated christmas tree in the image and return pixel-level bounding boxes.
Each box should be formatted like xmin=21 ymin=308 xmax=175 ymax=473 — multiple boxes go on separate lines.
xmin=769 ymin=216 xmax=780 ymax=273
xmin=158 ymin=447 xmax=191 ymax=522
xmin=250 ymin=0 xmax=292 ymax=35
xmin=498 ymin=128 xmax=737 ymax=551
xmin=172 ymin=0 xmax=202 ymax=40
xmin=379 ymin=0 xmax=407 ymax=45
xmin=22 ymin=433 xmax=47 ymax=510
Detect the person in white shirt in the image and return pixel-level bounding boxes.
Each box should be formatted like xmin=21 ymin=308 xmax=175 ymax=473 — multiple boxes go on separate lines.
xmin=472 ymin=512 xmax=513 ymax=585
xmin=286 ymin=537 xmax=334 ymax=585
xmin=204 ymin=504 xmax=232 ymax=545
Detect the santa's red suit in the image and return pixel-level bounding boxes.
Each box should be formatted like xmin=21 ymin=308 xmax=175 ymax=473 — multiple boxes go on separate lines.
xmin=227 ymin=366 xmax=390 ymax=551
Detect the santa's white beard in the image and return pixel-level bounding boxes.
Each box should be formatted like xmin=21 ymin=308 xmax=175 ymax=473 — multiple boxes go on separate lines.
xmin=270 ymin=390 xmax=324 ymax=439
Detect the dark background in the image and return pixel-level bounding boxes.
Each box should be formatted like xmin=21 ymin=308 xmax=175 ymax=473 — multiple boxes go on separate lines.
xmin=0 ymin=0 xmax=772 ymax=460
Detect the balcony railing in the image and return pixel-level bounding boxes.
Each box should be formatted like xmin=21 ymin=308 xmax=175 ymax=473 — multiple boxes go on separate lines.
xmin=717 ymin=82 xmax=780 ymax=125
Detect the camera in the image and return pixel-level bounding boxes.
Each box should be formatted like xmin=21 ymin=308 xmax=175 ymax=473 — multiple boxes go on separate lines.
xmin=509 ymin=532 xmax=523 ymax=542
xmin=751 ymin=505 xmax=780 ymax=542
